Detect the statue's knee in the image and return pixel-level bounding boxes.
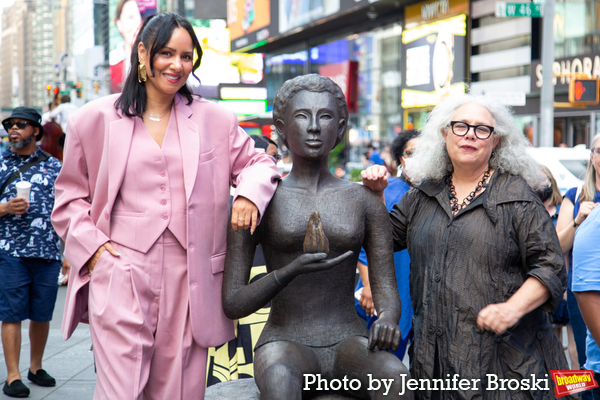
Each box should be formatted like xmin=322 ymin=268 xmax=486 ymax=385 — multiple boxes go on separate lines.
xmin=257 ymin=363 xmax=302 ymax=394
xmin=371 ymin=356 xmax=409 ymax=381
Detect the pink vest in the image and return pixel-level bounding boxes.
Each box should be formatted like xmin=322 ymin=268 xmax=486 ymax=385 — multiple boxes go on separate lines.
xmin=110 ymin=109 xmax=187 ymax=252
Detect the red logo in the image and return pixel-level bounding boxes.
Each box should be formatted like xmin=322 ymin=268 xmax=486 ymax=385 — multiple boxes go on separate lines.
xmin=551 ymin=370 xmax=599 ymax=397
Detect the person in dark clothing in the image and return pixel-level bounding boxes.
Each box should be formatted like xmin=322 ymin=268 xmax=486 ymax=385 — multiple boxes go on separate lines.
xmin=362 ymin=94 xmax=573 ymax=400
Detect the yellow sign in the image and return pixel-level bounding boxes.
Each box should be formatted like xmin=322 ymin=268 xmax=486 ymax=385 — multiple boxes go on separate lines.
xmin=405 ymin=0 xmax=469 ymax=27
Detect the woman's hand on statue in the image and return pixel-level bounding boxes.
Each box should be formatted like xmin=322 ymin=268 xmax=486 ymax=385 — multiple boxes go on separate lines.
xmin=87 ymin=242 xmax=120 ymax=277
xmin=368 ymin=313 xmax=401 ymax=351
xmin=574 ymin=201 xmax=600 ymax=226
xmin=231 ymin=196 xmax=259 ymax=234
xmin=291 ymin=251 xmax=354 ymax=275
xmin=361 ymin=166 xmax=388 ymax=196
xmin=476 ymin=302 xmax=522 ymax=334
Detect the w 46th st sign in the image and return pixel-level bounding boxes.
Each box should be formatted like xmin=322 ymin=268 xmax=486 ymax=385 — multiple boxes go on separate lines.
xmin=495 ymin=2 xmax=543 ymax=17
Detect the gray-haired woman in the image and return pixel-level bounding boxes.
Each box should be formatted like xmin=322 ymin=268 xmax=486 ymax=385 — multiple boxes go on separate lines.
xmin=362 ymin=93 xmax=573 ymax=399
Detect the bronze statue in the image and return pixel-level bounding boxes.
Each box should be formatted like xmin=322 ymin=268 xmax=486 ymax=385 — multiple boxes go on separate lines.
xmin=223 ymin=74 xmax=411 ymax=400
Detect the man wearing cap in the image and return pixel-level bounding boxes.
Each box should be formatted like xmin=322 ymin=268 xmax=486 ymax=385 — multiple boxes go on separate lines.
xmin=0 ymin=107 xmax=63 ymax=397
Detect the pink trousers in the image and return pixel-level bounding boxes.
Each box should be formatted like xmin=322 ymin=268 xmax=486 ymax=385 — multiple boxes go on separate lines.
xmin=89 ymin=229 xmax=207 ymax=400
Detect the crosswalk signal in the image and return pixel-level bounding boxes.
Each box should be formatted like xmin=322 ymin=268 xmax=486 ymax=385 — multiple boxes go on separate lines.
xmin=569 ymin=78 xmax=599 ymax=105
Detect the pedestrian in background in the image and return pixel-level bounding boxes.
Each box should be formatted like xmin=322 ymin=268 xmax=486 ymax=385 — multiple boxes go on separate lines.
xmin=51 ymin=13 xmax=279 ymax=400
xmin=572 ymin=205 xmax=600 ymax=400
xmin=362 ymin=93 xmax=573 ymax=399
xmin=48 ymin=94 xmax=78 ymax=133
xmin=0 ymin=107 xmax=63 ymax=398
xmin=556 ymin=133 xmax=600 ymax=391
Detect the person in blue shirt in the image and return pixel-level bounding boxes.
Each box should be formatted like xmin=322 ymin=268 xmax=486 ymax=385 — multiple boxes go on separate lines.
xmin=572 ymin=205 xmax=600 ymax=400
xmin=557 ymin=134 xmax=600 ymax=394
xmin=355 ymin=129 xmax=419 ymax=360
xmin=0 ymin=108 xmax=63 ymax=398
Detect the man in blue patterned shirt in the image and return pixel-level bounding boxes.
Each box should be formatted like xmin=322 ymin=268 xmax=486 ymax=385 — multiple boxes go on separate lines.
xmin=0 ymin=107 xmax=63 ymax=398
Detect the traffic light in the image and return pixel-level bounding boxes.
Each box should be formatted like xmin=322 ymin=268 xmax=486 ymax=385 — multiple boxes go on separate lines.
xmin=53 ymin=87 xmax=59 ymax=94
xmin=93 ymin=81 xmax=100 ymax=94
xmin=569 ymin=78 xmax=599 ymax=105
xmin=46 ymin=84 xmax=52 ymax=96
xmin=76 ymin=82 xmax=82 ymax=98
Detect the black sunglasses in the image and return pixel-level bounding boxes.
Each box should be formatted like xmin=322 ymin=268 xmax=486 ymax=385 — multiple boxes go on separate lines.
xmin=449 ymin=121 xmax=495 ymax=140
xmin=2 ymin=120 xmax=30 ymax=131
xmin=271 ymin=154 xmax=282 ymax=162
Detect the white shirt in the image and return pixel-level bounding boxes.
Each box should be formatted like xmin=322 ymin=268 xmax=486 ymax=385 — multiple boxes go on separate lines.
xmin=49 ymin=102 xmax=78 ymax=132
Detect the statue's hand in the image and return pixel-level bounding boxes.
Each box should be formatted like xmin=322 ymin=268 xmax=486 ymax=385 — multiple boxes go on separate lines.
xmin=291 ymin=250 xmax=354 ymax=275
xmin=368 ymin=314 xmax=402 ymax=351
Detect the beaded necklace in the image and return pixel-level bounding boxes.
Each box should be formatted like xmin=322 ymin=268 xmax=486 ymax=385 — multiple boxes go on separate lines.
xmin=446 ymin=168 xmax=491 ymax=214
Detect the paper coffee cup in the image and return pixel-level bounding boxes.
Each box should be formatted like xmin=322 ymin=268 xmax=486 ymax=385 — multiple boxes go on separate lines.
xmin=15 ymin=181 xmax=31 ymax=201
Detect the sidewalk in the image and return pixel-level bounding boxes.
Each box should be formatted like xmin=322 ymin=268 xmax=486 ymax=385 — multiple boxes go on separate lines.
xmin=0 ymin=285 xmax=95 ymax=399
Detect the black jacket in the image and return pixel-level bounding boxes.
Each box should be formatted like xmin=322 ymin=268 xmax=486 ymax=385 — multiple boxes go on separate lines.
xmin=391 ymin=172 xmax=574 ymax=400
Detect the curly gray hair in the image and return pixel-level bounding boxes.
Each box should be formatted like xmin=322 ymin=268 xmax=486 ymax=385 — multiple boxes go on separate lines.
xmin=405 ymin=93 xmax=545 ymax=189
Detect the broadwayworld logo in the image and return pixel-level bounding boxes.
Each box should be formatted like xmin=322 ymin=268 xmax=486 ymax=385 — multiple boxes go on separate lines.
xmin=551 ymin=370 xmax=599 ymax=397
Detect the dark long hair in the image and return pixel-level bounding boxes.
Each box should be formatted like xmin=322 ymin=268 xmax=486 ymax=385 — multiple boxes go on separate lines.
xmin=114 ymin=13 xmax=203 ymax=117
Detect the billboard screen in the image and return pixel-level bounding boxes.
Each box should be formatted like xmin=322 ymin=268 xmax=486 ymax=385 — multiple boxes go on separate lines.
xmin=228 ymin=0 xmax=271 ymax=41
xmin=109 ymin=0 xmax=159 ymax=93
xmin=193 ymin=26 xmax=264 ymax=87
xmin=278 ymin=0 xmax=339 ymax=34
xmin=401 ymin=14 xmax=467 ymax=108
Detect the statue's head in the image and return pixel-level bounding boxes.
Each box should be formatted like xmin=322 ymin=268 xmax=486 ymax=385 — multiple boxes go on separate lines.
xmin=273 ymin=74 xmax=348 ymax=157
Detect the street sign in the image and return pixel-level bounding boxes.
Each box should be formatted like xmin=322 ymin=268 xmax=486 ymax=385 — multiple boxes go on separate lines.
xmin=486 ymin=91 xmax=527 ymax=106
xmin=495 ymin=2 xmax=543 ymax=18
xmin=569 ymin=78 xmax=600 ymax=105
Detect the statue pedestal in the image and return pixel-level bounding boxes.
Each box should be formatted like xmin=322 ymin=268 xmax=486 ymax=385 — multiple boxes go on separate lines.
xmin=205 ymin=379 xmax=362 ymax=400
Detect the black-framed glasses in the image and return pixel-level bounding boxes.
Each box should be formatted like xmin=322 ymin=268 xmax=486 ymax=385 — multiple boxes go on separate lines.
xmin=592 ymin=148 xmax=600 ymax=155
xmin=401 ymin=149 xmax=414 ymax=159
xmin=2 ymin=120 xmax=30 ymax=131
xmin=271 ymin=154 xmax=282 ymax=162
xmin=449 ymin=121 xmax=495 ymax=140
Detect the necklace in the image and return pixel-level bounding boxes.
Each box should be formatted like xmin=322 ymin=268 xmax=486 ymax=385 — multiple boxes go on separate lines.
xmin=146 ymin=108 xmax=171 ymax=122
xmin=446 ymin=168 xmax=491 ymax=214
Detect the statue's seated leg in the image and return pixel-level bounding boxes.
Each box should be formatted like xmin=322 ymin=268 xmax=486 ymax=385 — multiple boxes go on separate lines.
xmin=254 ymin=340 xmax=321 ymax=400
xmin=333 ymin=336 xmax=413 ymax=400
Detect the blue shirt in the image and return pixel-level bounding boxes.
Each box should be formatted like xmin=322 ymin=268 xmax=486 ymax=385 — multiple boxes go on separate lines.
xmin=356 ymin=176 xmax=414 ymax=339
xmin=0 ymin=148 xmax=62 ymax=260
xmin=572 ymin=206 xmax=600 ymax=374
xmin=563 ymin=186 xmax=600 ymax=290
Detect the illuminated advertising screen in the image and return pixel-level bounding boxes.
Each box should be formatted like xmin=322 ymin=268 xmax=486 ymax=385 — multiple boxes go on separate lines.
xmin=278 ymin=0 xmax=340 ymax=33
xmin=401 ymin=14 xmax=466 ymax=108
xmin=193 ymin=26 xmax=264 ymax=86
xmin=109 ymin=0 xmax=160 ymax=93
xmin=228 ymin=0 xmax=271 ymax=41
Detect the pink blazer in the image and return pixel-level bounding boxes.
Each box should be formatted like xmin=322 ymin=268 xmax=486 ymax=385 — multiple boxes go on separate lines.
xmin=52 ymin=94 xmax=280 ymax=346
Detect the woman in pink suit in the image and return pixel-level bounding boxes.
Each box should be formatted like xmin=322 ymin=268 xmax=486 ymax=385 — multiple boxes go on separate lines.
xmin=51 ymin=13 xmax=280 ymax=400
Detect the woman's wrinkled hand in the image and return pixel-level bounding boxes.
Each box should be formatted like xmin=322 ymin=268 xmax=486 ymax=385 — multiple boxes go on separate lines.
xmin=87 ymin=242 xmax=120 ymax=276
xmin=231 ymin=196 xmax=259 ymax=234
xmin=361 ymin=166 xmax=388 ymax=195
xmin=368 ymin=313 xmax=402 ymax=351
xmin=476 ymin=302 xmax=522 ymax=334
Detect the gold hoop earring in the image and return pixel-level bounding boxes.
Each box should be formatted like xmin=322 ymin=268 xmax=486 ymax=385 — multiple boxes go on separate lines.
xmin=138 ymin=63 xmax=147 ymax=83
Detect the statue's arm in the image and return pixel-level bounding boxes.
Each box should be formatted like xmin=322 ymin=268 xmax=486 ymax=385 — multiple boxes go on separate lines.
xmin=222 ymin=223 xmax=281 ymax=320
xmin=222 ymin=222 xmax=351 ymax=319
xmin=362 ymin=189 xmax=402 ymax=350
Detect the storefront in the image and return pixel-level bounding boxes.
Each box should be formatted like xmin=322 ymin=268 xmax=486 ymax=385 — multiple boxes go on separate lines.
xmin=517 ymin=53 xmax=600 ymax=147
xmin=511 ymin=0 xmax=600 ymax=147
